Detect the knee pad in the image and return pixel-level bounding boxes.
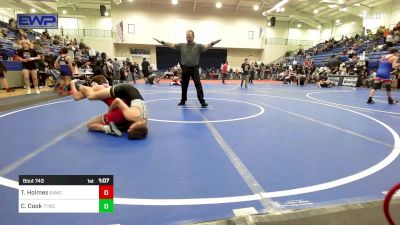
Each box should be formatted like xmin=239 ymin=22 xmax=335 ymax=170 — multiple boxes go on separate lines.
xmin=373 ymin=82 xmax=382 ymax=90
xmin=385 ymin=83 xmax=391 ymax=92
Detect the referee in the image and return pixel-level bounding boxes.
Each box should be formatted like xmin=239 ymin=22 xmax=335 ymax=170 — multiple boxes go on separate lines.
xmin=154 ymin=30 xmax=221 ymax=107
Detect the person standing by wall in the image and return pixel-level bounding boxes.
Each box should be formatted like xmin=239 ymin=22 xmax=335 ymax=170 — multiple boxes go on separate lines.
xmin=241 ymin=58 xmax=250 ymax=88
xmin=0 ymin=60 xmax=15 ymax=92
xmin=141 ymin=58 xmax=150 ymax=78
xmin=221 ymin=60 xmax=228 ymax=84
xmin=113 ymin=58 xmax=121 ymax=82
xmin=249 ymin=62 xmax=255 ymax=84
xmin=100 ymin=52 xmax=113 ymax=84
xmin=16 ymin=41 xmax=41 ymax=94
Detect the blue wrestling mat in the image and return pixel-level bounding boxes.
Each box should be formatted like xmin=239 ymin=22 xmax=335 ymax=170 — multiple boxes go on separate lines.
xmin=0 ymin=83 xmax=399 ymax=225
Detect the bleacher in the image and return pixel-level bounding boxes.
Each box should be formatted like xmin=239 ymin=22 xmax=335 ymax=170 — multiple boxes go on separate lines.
xmin=283 ymin=34 xmax=400 ymax=73
xmin=367 ymin=44 xmax=400 ymax=70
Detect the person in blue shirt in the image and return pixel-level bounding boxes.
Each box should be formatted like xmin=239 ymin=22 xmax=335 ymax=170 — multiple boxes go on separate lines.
xmin=54 ymin=47 xmax=74 ymax=95
xmin=367 ymin=48 xmax=399 ymax=104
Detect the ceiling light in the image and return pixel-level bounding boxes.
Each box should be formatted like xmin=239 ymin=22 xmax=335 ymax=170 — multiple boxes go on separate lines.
xmin=297 ymin=24 xmax=301 ymax=28
xmin=267 ymin=0 xmax=289 ymax=14
xmin=31 ymin=8 xmax=36 ymax=13
xmin=314 ymin=9 xmax=319 ymax=14
xmin=171 ymin=0 xmax=178 ymax=5
xmin=253 ymin=5 xmax=259 ymax=11
xmin=262 ymin=11 xmax=267 ymax=16
xmin=320 ymin=0 xmax=344 ymax=4
xmin=267 ymin=22 xmax=271 ymax=26
xmin=353 ymin=3 xmax=361 ymax=6
xmin=318 ymin=25 xmax=322 ymax=29
xmin=105 ymin=12 xmax=109 ymax=16
xmin=360 ymin=11 xmax=368 ymax=18
xmin=128 ymin=0 xmax=133 ymax=2
xmin=336 ymin=19 xmax=340 ymax=23
xmin=339 ymin=7 xmax=347 ymax=11
xmin=62 ymin=10 xmax=67 ymax=14
xmin=328 ymin=4 xmax=338 ymax=8
xmin=216 ymin=2 xmax=222 ymax=8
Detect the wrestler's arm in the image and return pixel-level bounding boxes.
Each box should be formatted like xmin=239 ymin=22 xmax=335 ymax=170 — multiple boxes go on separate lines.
xmin=109 ymin=98 xmax=140 ymax=121
xmin=70 ymin=79 xmax=86 ymax=100
xmin=71 ymin=80 xmax=107 ymax=100
xmin=391 ymin=56 xmax=399 ymax=69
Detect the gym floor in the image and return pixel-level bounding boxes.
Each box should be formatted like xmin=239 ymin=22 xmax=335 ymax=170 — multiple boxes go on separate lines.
xmin=0 ymin=82 xmax=399 ymax=225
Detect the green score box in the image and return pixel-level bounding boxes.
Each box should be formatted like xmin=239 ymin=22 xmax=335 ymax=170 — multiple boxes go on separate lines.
xmin=99 ymin=199 xmax=114 ymax=213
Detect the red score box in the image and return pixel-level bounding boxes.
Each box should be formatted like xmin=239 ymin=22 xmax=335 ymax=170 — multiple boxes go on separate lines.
xmin=99 ymin=185 xmax=114 ymax=199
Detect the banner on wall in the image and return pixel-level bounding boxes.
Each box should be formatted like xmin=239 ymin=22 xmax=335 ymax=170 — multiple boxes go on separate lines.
xmin=328 ymin=75 xmax=359 ymax=86
xmin=130 ymin=49 xmax=150 ymax=58
xmin=328 ymin=76 xmax=341 ymax=86
xmin=17 ymin=14 xmax=58 ymax=29
xmin=116 ymin=21 xmax=124 ymax=43
xmin=342 ymin=77 xmax=358 ymax=87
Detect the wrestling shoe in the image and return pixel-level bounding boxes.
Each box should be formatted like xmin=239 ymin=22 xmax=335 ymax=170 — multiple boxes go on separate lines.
xmin=388 ymin=98 xmax=398 ymax=105
xmin=367 ymin=97 xmax=375 ymax=104
xmin=200 ymin=101 xmax=208 ymax=108
xmin=109 ymin=122 xmax=122 ymax=137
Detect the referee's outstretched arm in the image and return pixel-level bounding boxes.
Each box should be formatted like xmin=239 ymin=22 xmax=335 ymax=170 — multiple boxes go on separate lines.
xmin=153 ymin=37 xmax=177 ymax=49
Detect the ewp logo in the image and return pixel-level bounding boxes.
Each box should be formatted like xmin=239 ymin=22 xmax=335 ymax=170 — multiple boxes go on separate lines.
xmin=17 ymin=14 xmax=58 ymax=29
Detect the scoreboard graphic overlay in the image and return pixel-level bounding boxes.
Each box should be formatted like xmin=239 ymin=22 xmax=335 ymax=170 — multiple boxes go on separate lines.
xmin=19 ymin=175 xmax=113 ymax=213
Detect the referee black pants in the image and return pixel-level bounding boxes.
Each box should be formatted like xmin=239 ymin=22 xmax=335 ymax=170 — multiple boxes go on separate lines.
xmin=181 ymin=65 xmax=205 ymax=103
